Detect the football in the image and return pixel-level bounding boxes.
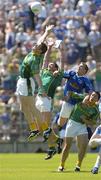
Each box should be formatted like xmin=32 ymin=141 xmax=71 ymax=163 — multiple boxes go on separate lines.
xmin=30 ymin=1 xmax=42 ymax=15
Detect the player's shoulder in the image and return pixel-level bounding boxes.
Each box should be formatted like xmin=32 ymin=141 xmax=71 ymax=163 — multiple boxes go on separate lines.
xmin=94 ymin=104 xmax=100 ymax=110
xmin=96 ymin=125 xmax=101 ymax=131
xmin=42 ymin=68 xmax=49 ymax=73
xmin=23 ymin=52 xmax=32 ymax=62
xmin=43 ymin=68 xmax=49 ymax=71
xmin=69 ymin=70 xmax=76 ymax=76
xmin=81 ymin=76 xmax=90 ymax=81
xmin=58 ymin=69 xmax=64 ymax=76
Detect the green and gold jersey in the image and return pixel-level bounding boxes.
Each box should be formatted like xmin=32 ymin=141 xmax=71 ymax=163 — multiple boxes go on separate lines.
xmin=70 ymin=93 xmax=99 ymax=124
xmin=38 ymin=69 xmax=64 ymax=98
xmin=19 ymin=52 xmax=44 ymax=78
xmin=96 ymin=70 xmax=101 ymax=82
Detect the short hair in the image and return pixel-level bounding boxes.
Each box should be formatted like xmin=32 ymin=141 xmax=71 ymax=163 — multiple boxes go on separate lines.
xmin=54 ymin=62 xmax=59 ymax=70
xmin=95 ymin=91 xmax=101 ymax=101
xmin=38 ymin=43 xmax=47 ymax=54
xmin=80 ymin=62 xmax=89 ymax=73
xmin=32 ymin=42 xmax=47 ymax=54
xmin=84 ymin=64 xmax=89 ymax=72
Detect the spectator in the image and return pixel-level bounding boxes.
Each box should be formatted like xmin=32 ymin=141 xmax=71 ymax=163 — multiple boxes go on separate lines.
xmin=86 ymin=54 xmax=96 ymax=88
xmin=88 ymin=23 xmax=101 ymax=62
xmin=15 ymin=27 xmax=29 ymax=44
xmin=75 ymin=26 xmax=89 ymax=61
xmin=0 ymin=105 xmax=11 ymax=141
xmin=66 ymin=43 xmax=80 ymax=65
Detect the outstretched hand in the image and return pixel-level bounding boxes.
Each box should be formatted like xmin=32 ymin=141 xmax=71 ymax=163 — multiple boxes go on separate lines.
xmin=45 ymin=25 xmax=54 ymax=34
xmin=47 ymin=38 xmax=55 ymax=49
xmin=59 ymin=41 xmax=65 ymax=51
xmin=63 ymin=91 xmax=73 ymax=101
xmin=53 ymin=70 xmax=59 ymax=76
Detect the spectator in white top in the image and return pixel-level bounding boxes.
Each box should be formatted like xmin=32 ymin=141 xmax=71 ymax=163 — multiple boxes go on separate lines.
xmin=78 ymin=0 xmax=92 ymax=15
xmin=88 ymin=23 xmax=101 ymax=62
xmin=75 ymin=26 xmax=89 ymax=61
xmin=16 ymin=27 xmax=30 ymax=43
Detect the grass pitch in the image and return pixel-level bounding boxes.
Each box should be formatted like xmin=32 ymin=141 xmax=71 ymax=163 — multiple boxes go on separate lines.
xmin=0 ymin=153 xmax=101 ymax=180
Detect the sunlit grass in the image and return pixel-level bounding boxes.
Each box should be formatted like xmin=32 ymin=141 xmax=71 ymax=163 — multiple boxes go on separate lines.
xmin=0 ymin=153 xmax=100 ymax=180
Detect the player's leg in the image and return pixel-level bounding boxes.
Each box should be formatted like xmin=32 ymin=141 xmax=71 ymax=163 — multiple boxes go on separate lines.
xmin=91 ymin=147 xmax=101 ymax=174
xmin=44 ymin=114 xmax=64 ymax=160
xmin=41 ymin=111 xmax=52 ymax=141
xmin=58 ymin=102 xmax=68 ymax=127
xmin=46 ymin=118 xmax=65 ymax=157
xmin=28 ymin=103 xmax=43 ymax=140
xmin=20 ymin=96 xmax=40 ymax=139
xmin=89 ymin=134 xmax=101 ymax=174
xmin=44 ymin=132 xmax=64 ymax=160
xmin=17 ymin=77 xmax=41 ymax=139
xmin=36 ymin=96 xmax=53 ymax=141
xmin=44 ymin=134 xmax=57 ymax=160
xmin=75 ymin=134 xmax=88 ymax=171
xmin=19 ymin=96 xmax=38 ymax=129
xmin=58 ymin=102 xmax=74 ymax=129
xmin=58 ymin=119 xmax=76 ymax=171
xmin=58 ymin=137 xmax=73 ymax=171
xmin=89 ymin=138 xmax=101 ymax=148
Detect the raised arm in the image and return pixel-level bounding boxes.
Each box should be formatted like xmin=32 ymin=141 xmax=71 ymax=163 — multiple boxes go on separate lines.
xmin=42 ymin=39 xmax=54 ymax=69
xmin=63 ymin=91 xmax=85 ymax=102
xmin=37 ymin=25 xmax=54 ymax=45
xmin=34 ymin=73 xmax=43 ymax=89
xmin=84 ymin=77 xmax=94 ymax=93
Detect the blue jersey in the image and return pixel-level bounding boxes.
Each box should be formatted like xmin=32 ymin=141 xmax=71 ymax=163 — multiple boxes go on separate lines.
xmin=94 ymin=125 xmax=101 ymax=136
xmin=93 ymin=0 xmax=101 ymax=7
xmin=63 ymin=71 xmax=93 ymax=105
xmin=53 ymin=113 xmax=66 ymax=130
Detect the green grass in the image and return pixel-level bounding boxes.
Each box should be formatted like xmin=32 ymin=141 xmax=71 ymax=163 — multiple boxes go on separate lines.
xmin=0 ymin=153 xmax=100 ymax=180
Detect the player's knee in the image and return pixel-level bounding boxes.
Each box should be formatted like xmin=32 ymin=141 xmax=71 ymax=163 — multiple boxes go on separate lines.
xmin=89 ymin=139 xmax=98 ymax=148
xmin=58 ymin=117 xmax=67 ymax=127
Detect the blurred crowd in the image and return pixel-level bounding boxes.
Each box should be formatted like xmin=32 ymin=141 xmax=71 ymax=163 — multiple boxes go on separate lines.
xmin=0 ymin=0 xmax=101 ymax=142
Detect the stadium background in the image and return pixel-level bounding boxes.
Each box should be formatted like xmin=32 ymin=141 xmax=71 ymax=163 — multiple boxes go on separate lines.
xmin=0 ymin=0 xmax=101 ymax=153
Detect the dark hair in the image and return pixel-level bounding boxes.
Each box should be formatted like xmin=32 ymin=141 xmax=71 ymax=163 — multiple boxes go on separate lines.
xmin=54 ymin=62 xmax=59 ymax=70
xmin=84 ymin=64 xmax=89 ymax=73
xmin=39 ymin=43 xmax=47 ymax=54
xmin=95 ymin=91 xmax=101 ymax=100
xmin=80 ymin=62 xmax=89 ymax=73
xmin=17 ymin=42 xmax=22 ymax=48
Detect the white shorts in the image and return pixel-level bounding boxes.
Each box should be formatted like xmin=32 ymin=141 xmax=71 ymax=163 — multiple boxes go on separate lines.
xmin=59 ymin=129 xmax=65 ymax=139
xmin=89 ymin=125 xmax=101 ymax=148
xmin=16 ymin=77 xmax=35 ymax=96
xmin=65 ymin=119 xmax=88 ymax=138
xmin=35 ymin=95 xmax=52 ymax=112
xmin=59 ymin=101 xmax=74 ymax=118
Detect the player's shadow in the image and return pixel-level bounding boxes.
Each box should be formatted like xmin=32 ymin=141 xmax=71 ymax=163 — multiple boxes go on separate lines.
xmin=51 ymin=170 xmax=91 ymax=173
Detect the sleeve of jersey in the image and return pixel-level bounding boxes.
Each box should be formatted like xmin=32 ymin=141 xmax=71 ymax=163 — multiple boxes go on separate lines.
xmin=97 ymin=126 xmax=101 ymax=135
xmin=63 ymin=71 xmax=75 ymax=96
xmin=31 ymin=56 xmax=44 ymax=75
xmin=63 ymin=71 xmax=75 ymax=79
xmin=70 ymin=92 xmax=85 ymax=102
xmin=38 ymin=69 xmax=46 ymax=95
xmin=84 ymin=77 xmax=94 ymax=93
xmin=91 ymin=108 xmax=100 ymax=123
xmin=64 ymin=83 xmax=68 ymax=96
xmin=63 ymin=72 xmax=70 ymax=79
xmin=38 ymin=86 xmax=46 ymax=95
